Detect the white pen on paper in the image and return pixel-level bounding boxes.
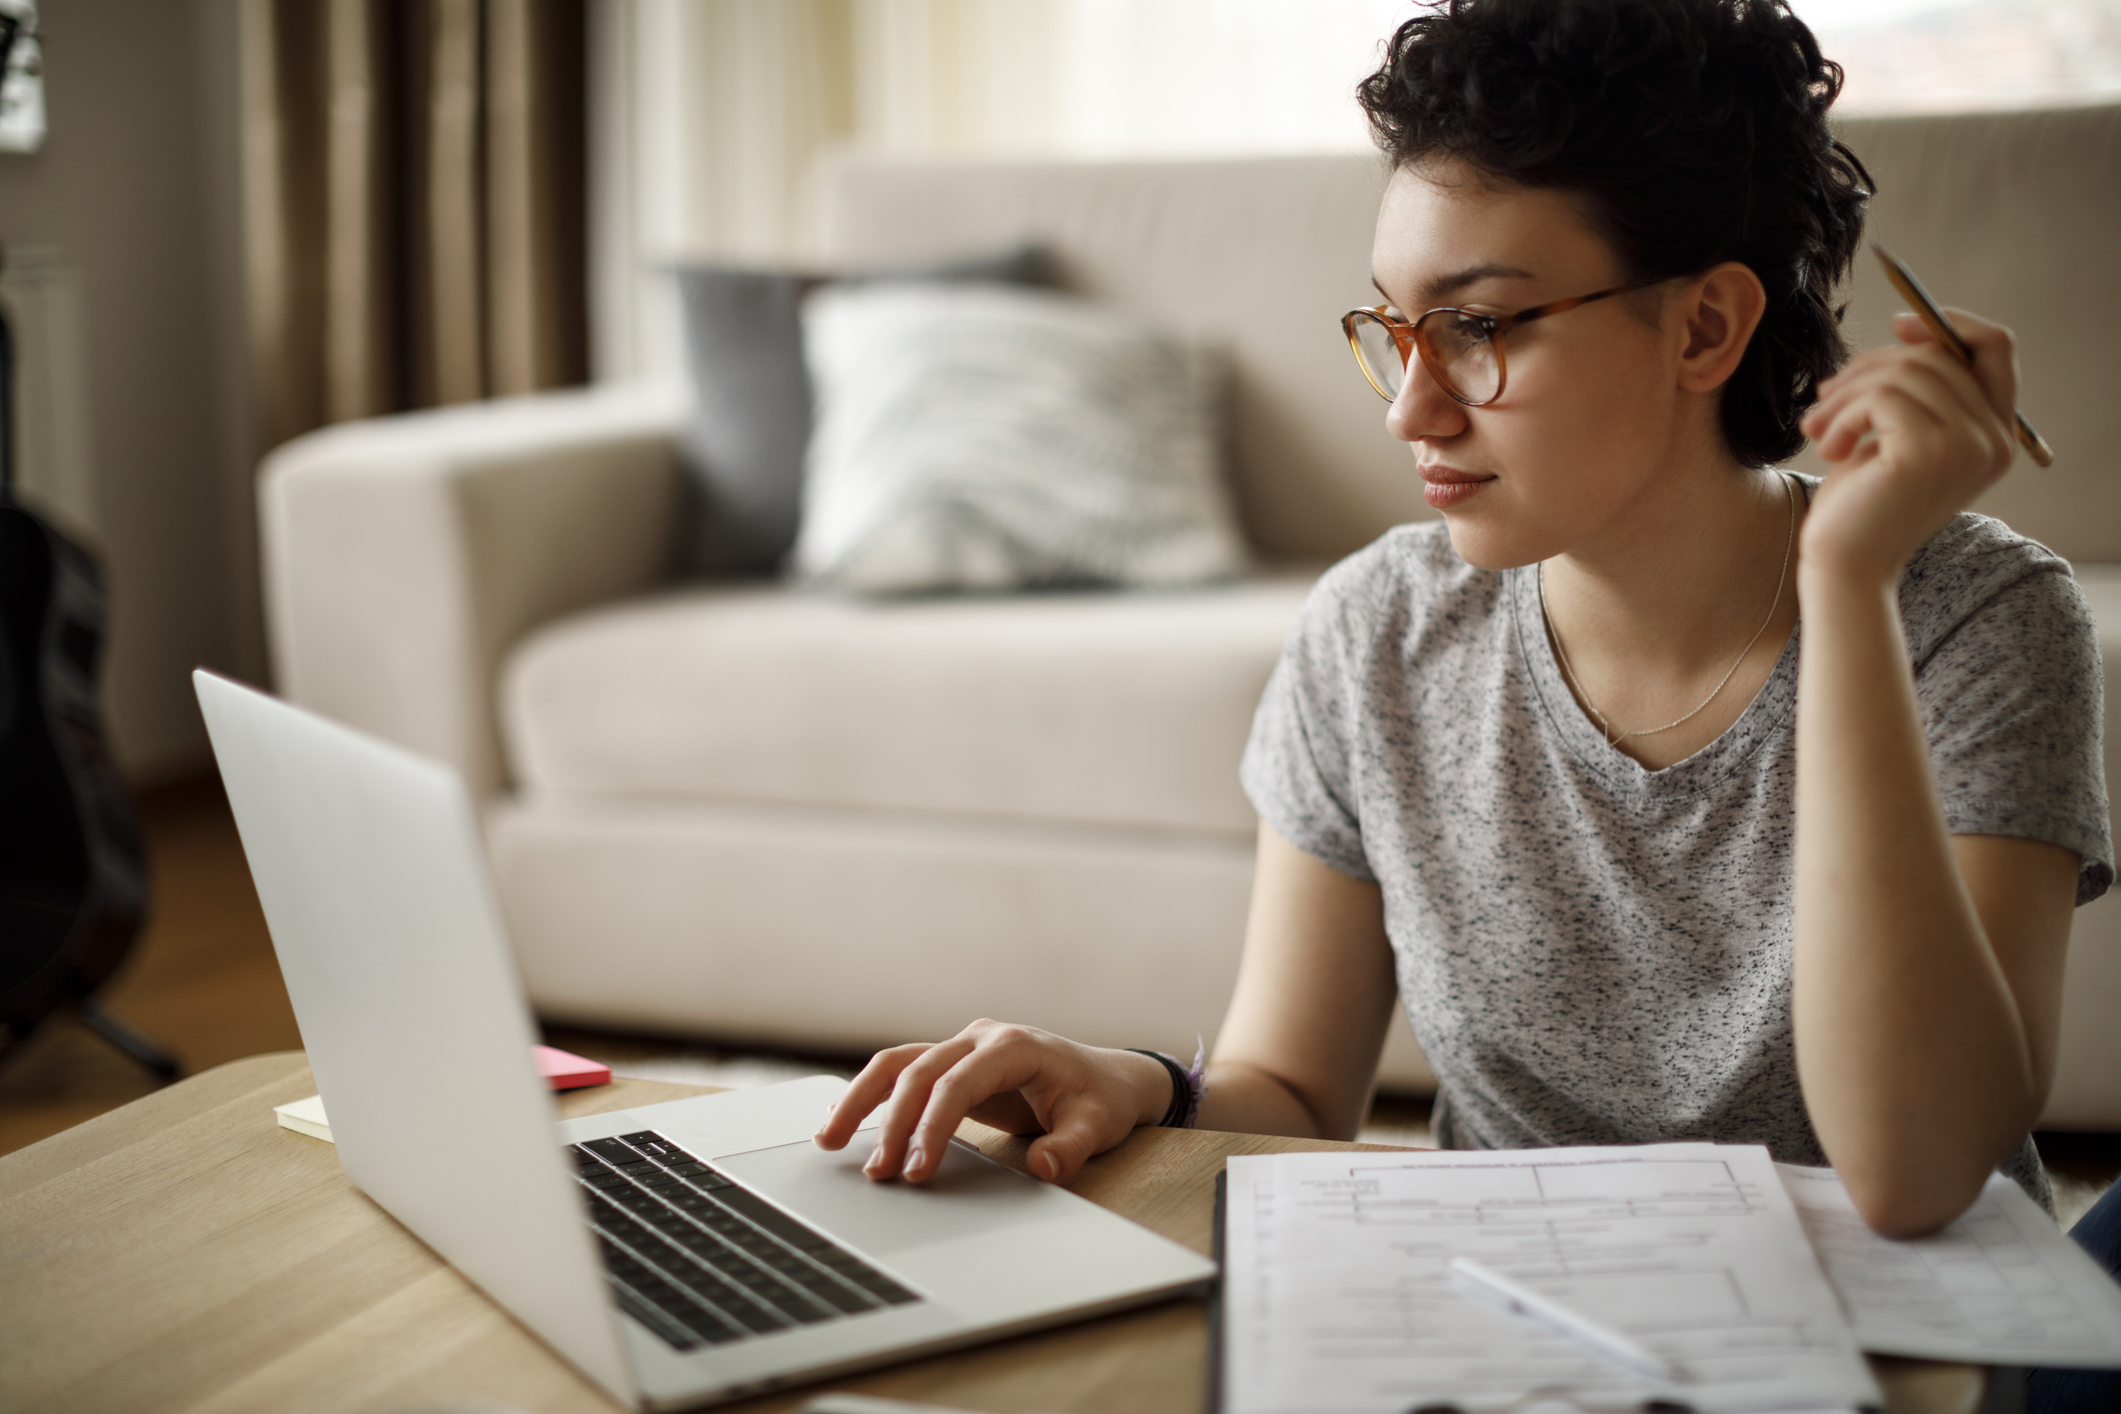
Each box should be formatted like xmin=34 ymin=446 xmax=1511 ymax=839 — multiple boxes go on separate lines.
xmin=1448 ymin=1256 xmax=1681 ymax=1384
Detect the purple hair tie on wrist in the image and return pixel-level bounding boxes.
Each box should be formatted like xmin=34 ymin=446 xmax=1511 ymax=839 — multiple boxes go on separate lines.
xmin=1128 ymin=1038 xmax=1209 ymax=1129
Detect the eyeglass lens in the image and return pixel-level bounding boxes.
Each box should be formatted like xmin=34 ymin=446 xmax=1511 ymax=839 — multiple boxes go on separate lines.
xmin=1354 ymin=310 xmax=1502 ymax=404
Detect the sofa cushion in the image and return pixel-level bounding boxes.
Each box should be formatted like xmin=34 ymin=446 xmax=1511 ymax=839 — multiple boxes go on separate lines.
xmin=500 ymin=570 xmax=1319 ymax=836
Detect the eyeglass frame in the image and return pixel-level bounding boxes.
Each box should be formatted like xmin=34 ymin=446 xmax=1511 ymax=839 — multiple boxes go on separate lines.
xmin=1341 ymin=279 xmax=1664 ymax=407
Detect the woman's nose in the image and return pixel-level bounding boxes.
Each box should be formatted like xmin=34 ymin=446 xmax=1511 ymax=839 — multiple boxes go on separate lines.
xmin=1385 ymin=352 xmax=1469 ymax=444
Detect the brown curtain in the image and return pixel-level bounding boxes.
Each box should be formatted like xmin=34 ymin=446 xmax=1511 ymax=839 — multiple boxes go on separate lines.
xmin=241 ymin=0 xmax=588 ymax=451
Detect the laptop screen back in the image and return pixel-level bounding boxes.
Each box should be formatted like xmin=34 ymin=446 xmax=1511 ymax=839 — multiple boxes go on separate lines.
xmin=193 ymin=670 xmax=636 ymax=1403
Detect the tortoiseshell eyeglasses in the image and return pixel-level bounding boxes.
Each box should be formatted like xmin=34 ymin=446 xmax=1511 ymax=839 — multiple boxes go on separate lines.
xmin=1342 ymin=281 xmax=1660 ymax=406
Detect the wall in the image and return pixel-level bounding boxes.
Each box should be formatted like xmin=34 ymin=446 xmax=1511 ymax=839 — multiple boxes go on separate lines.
xmin=0 ymin=0 xmax=259 ymax=783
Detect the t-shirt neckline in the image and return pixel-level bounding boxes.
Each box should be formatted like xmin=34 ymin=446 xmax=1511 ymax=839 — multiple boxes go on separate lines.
xmin=1507 ymin=561 xmax=1803 ymax=803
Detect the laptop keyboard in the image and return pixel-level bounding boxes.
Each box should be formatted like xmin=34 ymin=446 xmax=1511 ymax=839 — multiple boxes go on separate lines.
xmin=569 ymin=1130 xmax=922 ymax=1352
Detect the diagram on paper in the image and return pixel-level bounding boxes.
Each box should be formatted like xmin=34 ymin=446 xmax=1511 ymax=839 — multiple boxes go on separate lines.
xmin=1225 ymin=1144 xmax=1879 ymax=1414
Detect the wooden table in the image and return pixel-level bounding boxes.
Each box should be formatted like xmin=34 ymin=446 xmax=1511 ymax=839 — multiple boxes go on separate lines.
xmin=0 ymin=1052 xmax=1988 ymax=1414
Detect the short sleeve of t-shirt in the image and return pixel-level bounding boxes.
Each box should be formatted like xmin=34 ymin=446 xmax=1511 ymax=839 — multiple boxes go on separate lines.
xmin=1239 ymin=544 xmax=1397 ymax=883
xmin=1905 ymin=520 xmax=2113 ymax=904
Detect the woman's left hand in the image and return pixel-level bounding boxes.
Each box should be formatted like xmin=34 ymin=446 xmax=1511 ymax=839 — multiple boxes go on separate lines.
xmin=1798 ymin=308 xmax=2021 ymax=587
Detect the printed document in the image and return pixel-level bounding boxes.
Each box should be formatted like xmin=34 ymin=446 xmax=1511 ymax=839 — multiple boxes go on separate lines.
xmin=1778 ymin=1164 xmax=2121 ymax=1366
xmin=1224 ymin=1143 xmax=1880 ymax=1414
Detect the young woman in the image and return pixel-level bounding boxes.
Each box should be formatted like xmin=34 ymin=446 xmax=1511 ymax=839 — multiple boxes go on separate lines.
xmin=813 ymin=0 xmax=2112 ymax=1254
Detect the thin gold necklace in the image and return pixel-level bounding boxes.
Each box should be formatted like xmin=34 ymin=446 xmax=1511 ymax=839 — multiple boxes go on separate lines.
xmin=1538 ymin=471 xmax=1796 ymax=747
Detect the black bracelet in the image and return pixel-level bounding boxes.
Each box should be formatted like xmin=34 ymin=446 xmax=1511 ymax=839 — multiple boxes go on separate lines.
xmin=1126 ymin=1049 xmax=1191 ymax=1128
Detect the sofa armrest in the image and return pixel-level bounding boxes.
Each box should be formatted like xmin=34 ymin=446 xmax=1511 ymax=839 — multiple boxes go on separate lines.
xmin=261 ymin=382 xmax=687 ymax=798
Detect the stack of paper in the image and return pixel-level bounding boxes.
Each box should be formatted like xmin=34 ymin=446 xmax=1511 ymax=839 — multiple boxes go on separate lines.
xmin=1226 ymin=1144 xmax=1880 ymax=1412
xmin=1222 ymin=1142 xmax=2121 ymax=1414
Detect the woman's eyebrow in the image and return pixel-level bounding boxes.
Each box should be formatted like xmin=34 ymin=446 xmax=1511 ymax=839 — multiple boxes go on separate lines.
xmin=1371 ymin=262 xmax=1539 ymax=306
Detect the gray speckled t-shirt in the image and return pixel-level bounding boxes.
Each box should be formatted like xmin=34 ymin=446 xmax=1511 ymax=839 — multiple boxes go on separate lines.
xmin=1240 ymin=504 xmax=2112 ymax=1210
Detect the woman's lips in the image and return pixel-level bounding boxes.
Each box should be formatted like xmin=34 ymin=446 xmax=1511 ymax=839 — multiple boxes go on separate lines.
xmin=1420 ymin=464 xmax=1495 ymax=510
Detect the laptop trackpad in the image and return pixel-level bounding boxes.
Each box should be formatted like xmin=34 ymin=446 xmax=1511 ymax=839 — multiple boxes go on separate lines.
xmin=717 ymin=1136 xmax=1067 ymax=1256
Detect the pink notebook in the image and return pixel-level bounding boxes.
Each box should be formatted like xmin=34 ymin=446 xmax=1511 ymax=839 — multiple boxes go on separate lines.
xmin=534 ymin=1045 xmax=612 ymax=1090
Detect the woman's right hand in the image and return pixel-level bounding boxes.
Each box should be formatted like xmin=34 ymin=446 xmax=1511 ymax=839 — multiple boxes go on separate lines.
xmin=812 ymin=1019 xmax=1177 ymax=1186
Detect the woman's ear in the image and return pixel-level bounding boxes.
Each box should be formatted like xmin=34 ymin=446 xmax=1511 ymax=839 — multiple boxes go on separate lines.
xmin=1676 ymin=261 xmax=1768 ymax=393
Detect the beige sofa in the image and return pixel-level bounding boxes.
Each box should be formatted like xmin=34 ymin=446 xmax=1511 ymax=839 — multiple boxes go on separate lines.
xmin=261 ymin=103 xmax=2121 ymax=1126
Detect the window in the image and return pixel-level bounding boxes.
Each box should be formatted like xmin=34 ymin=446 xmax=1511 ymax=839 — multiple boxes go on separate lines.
xmin=1792 ymin=0 xmax=2121 ymax=114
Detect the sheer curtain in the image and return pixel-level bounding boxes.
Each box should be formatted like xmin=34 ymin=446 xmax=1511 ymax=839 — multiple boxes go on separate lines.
xmin=590 ymin=0 xmax=1407 ymax=382
xmin=243 ymin=0 xmax=590 ymax=452
xmin=846 ymin=0 xmax=1408 ymax=159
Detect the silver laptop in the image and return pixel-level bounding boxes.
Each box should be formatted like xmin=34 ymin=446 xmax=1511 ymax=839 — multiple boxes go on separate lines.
xmin=194 ymin=670 xmax=1216 ymax=1410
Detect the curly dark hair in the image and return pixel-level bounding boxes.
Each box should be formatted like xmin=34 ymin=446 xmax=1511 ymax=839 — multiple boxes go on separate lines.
xmin=1356 ymin=0 xmax=1872 ymax=467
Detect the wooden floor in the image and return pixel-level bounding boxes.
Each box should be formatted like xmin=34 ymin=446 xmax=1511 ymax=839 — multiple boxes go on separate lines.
xmin=0 ymin=776 xmax=304 ymax=1156
xmin=6 ymin=776 xmax=2118 ymax=1193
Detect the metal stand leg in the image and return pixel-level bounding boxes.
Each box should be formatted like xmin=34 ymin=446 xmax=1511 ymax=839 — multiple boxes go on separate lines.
xmin=77 ymin=998 xmax=183 ymax=1082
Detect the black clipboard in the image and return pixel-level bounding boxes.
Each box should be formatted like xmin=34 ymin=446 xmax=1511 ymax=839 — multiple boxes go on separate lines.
xmin=1209 ymin=1168 xmax=1228 ymax=1414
